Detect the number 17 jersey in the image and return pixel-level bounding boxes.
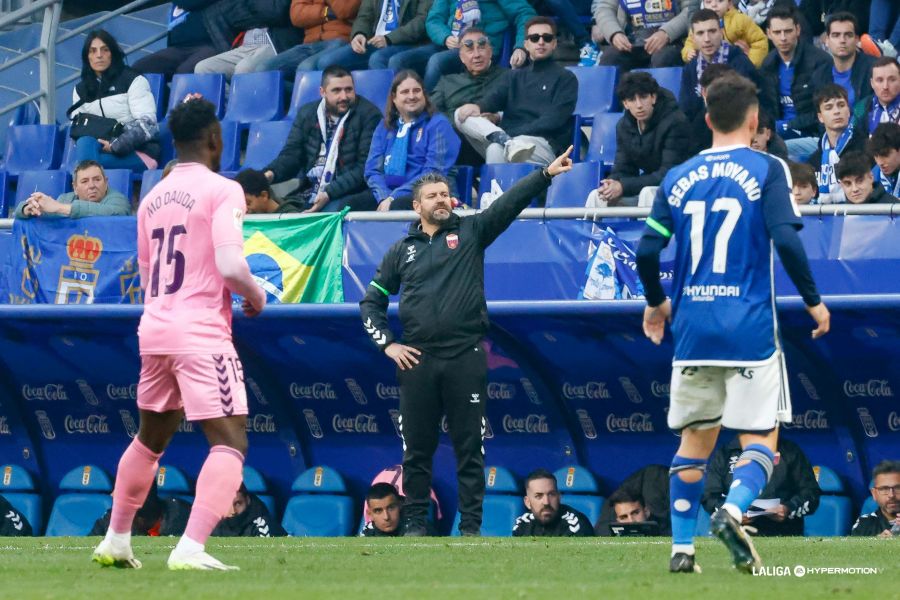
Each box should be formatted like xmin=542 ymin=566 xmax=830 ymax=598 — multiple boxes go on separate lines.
xmin=645 ymin=145 xmax=802 ymax=366
xmin=137 ymin=162 xmax=247 ymax=354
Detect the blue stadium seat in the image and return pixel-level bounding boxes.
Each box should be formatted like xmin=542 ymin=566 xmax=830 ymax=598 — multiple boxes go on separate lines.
xmin=156 ymin=465 xmax=192 ymax=502
xmin=281 ymin=466 xmax=354 ymax=536
xmin=140 ymin=169 xmax=163 ymax=200
xmin=243 ymin=120 xmax=292 ymax=170
xmin=860 ymin=496 xmax=878 ymax=516
xmin=563 ymin=495 xmax=604 ymax=526
xmin=219 ymin=119 xmax=242 ymax=172
xmin=455 ymin=165 xmax=474 ymax=207
xmin=477 ymin=163 xmax=541 ymax=209
xmin=803 ymin=465 xmax=852 ymax=536
xmin=351 ymin=69 xmax=393 ymax=114
xmin=243 ymin=465 xmax=276 ymax=517
xmin=59 ymin=126 xmax=77 ymax=174
xmin=142 ymin=73 xmax=167 ymax=121
xmin=546 ymin=161 xmax=600 ymax=208
xmin=104 ymin=169 xmax=133 ymax=199
xmin=0 ymin=170 xmax=8 ymax=218
xmin=2 ymin=124 xmax=59 ymax=175
xmin=157 ymin=121 xmax=175 ymax=166
xmin=287 ymin=70 xmax=323 ymax=120
xmin=553 ymin=465 xmax=604 ymax=525
xmin=634 ymin=67 xmax=683 ymax=101
xmin=224 ymin=71 xmax=285 ymax=126
xmin=46 ymin=465 xmax=114 ymax=536
xmin=585 ymin=112 xmax=622 ymax=169
xmin=567 ymin=66 xmax=618 ymax=158
xmin=166 ymin=73 xmax=226 ymax=119
xmin=1 ymin=464 xmax=42 ymax=535
xmin=450 ymin=467 xmax=521 ymax=537
xmin=14 ymin=170 xmax=69 ymax=211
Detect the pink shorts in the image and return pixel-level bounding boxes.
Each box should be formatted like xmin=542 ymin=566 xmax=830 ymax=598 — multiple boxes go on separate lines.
xmin=137 ymin=352 xmax=248 ymax=421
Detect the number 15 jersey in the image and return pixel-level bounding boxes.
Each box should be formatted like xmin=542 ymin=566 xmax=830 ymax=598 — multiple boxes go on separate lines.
xmin=137 ymin=162 xmax=247 ymax=354
xmin=645 ymin=145 xmax=802 ymax=366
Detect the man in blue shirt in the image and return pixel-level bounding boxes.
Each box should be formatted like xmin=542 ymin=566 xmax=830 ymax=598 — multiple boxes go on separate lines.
xmin=810 ymin=12 xmax=875 ymax=111
xmin=635 ymin=73 xmax=830 ymax=575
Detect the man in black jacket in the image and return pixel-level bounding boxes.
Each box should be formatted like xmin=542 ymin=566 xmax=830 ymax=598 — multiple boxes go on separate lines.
xmin=851 ymin=460 xmax=900 ymax=537
xmin=453 ymin=17 xmax=577 ymax=166
xmin=91 ymin=481 xmax=191 ymax=537
xmin=512 ymin=470 xmax=593 ymax=537
xmin=702 ymin=435 xmax=821 ymax=536
xmin=809 ymin=12 xmax=875 ymax=110
xmin=360 ymin=482 xmax=404 ymax=537
xmin=263 ymin=66 xmax=382 ymax=212
xmin=212 ymin=484 xmax=285 ymax=537
xmin=359 ymin=147 xmax=573 ymax=535
xmin=594 ymin=465 xmax=671 ymax=536
xmin=835 ymin=150 xmax=900 ymax=203
xmin=759 ymin=3 xmax=832 ymax=161
xmin=0 ymin=495 xmax=32 ymax=536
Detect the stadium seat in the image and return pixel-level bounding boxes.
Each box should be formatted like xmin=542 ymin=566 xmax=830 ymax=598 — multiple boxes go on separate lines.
xmin=566 ymin=66 xmax=618 ymax=158
xmin=450 ymin=466 xmax=521 ymax=537
xmin=545 ymin=161 xmax=601 ymax=208
xmin=45 ymin=465 xmax=114 ymax=536
xmin=243 ymin=120 xmax=293 ymax=170
xmin=157 ymin=121 xmax=175 ymax=166
xmin=553 ymin=465 xmax=604 ymax=525
xmin=860 ymin=496 xmax=878 ymax=516
xmin=455 ymin=165 xmax=474 ymax=207
xmin=166 ymin=73 xmax=226 ymax=119
xmin=219 ymin=119 xmax=242 ymax=172
xmin=633 ymin=67 xmax=683 ymax=101
xmin=104 ymin=168 xmax=133 ymax=199
xmin=156 ymin=465 xmax=192 ymax=503
xmin=281 ymin=466 xmax=354 ymax=536
xmin=351 ymin=69 xmax=393 ymax=113
xmin=1 ymin=464 xmax=42 ymax=535
xmin=803 ymin=465 xmax=852 ymax=536
xmin=243 ymin=465 xmax=276 ymax=517
xmin=224 ymin=71 xmax=285 ymax=126
xmin=140 ymin=169 xmax=163 ymax=200
xmin=0 ymin=170 xmax=8 ymax=218
xmin=287 ymin=70 xmax=323 ymax=120
xmin=477 ymin=163 xmax=541 ymax=209
xmin=14 ymin=170 xmax=69 ymax=211
xmin=585 ymin=112 xmax=623 ymax=169
xmin=2 ymin=124 xmax=59 ymax=175
xmin=59 ymin=127 xmax=77 ymax=174
xmin=142 ymin=72 xmax=167 ymax=121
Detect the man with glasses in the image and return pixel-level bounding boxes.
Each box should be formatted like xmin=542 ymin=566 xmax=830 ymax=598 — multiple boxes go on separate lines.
xmin=852 ymin=460 xmax=900 ymax=537
xmin=453 ymin=16 xmax=577 ymax=166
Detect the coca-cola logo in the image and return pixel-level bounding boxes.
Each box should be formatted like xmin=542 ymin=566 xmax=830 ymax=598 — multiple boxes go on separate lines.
xmin=501 ymin=414 xmax=549 ymax=434
xmin=843 ymin=379 xmax=894 ymax=398
xmin=562 ymin=382 xmax=610 ymax=400
xmin=107 ymin=383 xmax=137 ymax=401
xmin=64 ymin=414 xmax=110 ymax=434
xmin=605 ymin=413 xmax=654 ymax=433
xmin=332 ymin=414 xmax=379 ymax=433
xmin=781 ymin=410 xmax=829 ymax=430
xmin=22 ymin=384 xmax=68 ymax=402
xmin=888 ymin=412 xmax=900 ymax=432
xmin=488 ymin=383 xmax=515 ymax=400
xmin=290 ymin=382 xmax=336 ymax=400
xmin=0 ymin=416 xmax=10 ymax=435
xmin=376 ymin=383 xmax=400 ymax=400
xmin=246 ymin=414 xmax=276 ymax=433
xmin=650 ymin=381 xmax=670 ymax=398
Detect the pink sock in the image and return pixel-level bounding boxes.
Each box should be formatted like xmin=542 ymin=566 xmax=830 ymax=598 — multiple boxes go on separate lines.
xmin=110 ymin=437 xmax=163 ymax=534
xmin=184 ymin=445 xmax=244 ymax=545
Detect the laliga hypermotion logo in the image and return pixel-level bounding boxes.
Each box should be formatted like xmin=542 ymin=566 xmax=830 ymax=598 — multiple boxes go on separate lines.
xmin=56 ymin=232 xmax=103 ymax=304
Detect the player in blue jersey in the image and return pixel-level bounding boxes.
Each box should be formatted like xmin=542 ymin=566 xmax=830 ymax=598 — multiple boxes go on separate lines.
xmin=635 ymin=73 xmax=831 ymax=575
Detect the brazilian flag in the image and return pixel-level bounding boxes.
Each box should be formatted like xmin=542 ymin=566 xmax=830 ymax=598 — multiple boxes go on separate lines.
xmin=242 ymin=210 xmax=346 ymax=304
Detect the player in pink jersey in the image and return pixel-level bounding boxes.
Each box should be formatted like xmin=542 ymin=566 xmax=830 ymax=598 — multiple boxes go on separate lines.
xmin=92 ymin=99 xmax=265 ymax=571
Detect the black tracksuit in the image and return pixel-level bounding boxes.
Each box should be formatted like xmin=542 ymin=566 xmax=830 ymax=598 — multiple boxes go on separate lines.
xmin=0 ymin=495 xmax=32 ymax=537
xmin=212 ymin=493 xmax=286 ymax=537
xmin=359 ymin=169 xmax=554 ymax=531
xmin=851 ymin=510 xmax=895 ymax=536
xmin=512 ymin=504 xmax=595 ymax=537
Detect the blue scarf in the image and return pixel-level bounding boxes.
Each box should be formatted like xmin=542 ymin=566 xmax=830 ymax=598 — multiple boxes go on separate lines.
xmin=377 ymin=0 xmax=399 ymax=34
xmin=695 ymin=41 xmax=731 ymax=97
xmin=384 ymin=120 xmax=414 ymax=177
xmin=619 ymin=0 xmax=678 ymax=31
xmin=874 ymin=165 xmax=900 ymax=197
xmin=451 ymin=0 xmax=481 ymax=37
xmin=869 ymin=95 xmax=900 ymax=134
xmin=818 ymin=125 xmax=855 ymax=197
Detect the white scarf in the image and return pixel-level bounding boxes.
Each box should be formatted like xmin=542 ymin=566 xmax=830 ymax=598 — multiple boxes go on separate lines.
xmin=311 ymin=99 xmax=352 ymax=195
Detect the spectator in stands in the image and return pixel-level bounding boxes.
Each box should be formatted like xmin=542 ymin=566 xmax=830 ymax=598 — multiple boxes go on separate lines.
xmin=360 ymin=482 xmax=405 ymax=537
xmin=864 ymin=0 xmax=899 ymax=59
xmin=606 ymin=490 xmax=670 ymax=535
xmin=810 ymin=13 xmax=875 ymax=111
xmin=194 ymin=20 xmax=303 ymax=79
xmin=0 ymin=495 xmax=32 ymax=536
xmin=90 ymin=481 xmax=190 ymax=536
xmin=702 ymin=434 xmax=821 ymax=536
xmin=594 ymin=465 xmax=671 ymax=536
xmin=308 ymin=0 xmax=433 ymax=71
xmin=867 ymin=122 xmax=900 ymax=198
xmin=750 ymin=110 xmax=789 ymax=159
xmin=835 ymin=150 xmax=900 ymax=203
xmin=851 ymin=460 xmax=900 ymax=537
xmin=853 ymin=57 xmax=900 ymax=135
xmin=759 ymin=3 xmax=832 ymax=161
xmin=593 ymin=0 xmax=697 ymax=70
xmin=212 ymin=483 xmax=286 ymax=537
xmin=789 ymin=161 xmax=819 ymax=204
xmin=683 ymin=0 xmax=768 ymax=67
xmin=421 ymin=0 xmax=535 ymax=91
xmin=366 ymin=70 xmax=461 ymax=211
xmin=15 ymin=161 xmax=130 ymax=220
xmin=806 ymin=84 xmax=868 ymax=203
xmin=529 ymin=0 xmax=597 ymax=65
xmin=800 ymin=0 xmax=870 ymax=43
xmin=133 ymin=2 xmax=218 ymax=76
xmin=258 ymin=0 xmax=361 ymax=78
xmin=236 ymin=169 xmax=307 ymax=213
xmin=738 ymin=0 xmax=775 ymax=26
xmin=686 ymin=63 xmax=735 ymax=155
xmin=69 ymin=30 xmax=160 ymax=173
xmin=512 ymin=469 xmax=594 ymax=537
xmin=679 ymin=9 xmax=761 ymax=124
xmin=595 ymin=71 xmax=691 ymax=207
xmin=263 ymin=67 xmax=383 ymax=212
xmin=453 ymin=17 xmax=577 ymax=167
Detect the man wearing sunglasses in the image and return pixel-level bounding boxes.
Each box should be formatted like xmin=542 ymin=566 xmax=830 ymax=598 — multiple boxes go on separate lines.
xmin=852 ymin=460 xmax=900 ymax=537
xmin=453 ymin=16 xmax=577 ymax=166
xmin=594 ymin=0 xmax=697 ymax=70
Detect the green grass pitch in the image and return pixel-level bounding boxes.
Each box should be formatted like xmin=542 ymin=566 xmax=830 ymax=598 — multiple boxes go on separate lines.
xmin=0 ymin=537 xmax=894 ymax=599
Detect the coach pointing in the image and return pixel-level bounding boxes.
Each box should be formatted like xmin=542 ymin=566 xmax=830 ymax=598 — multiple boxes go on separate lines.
xmin=360 ymin=148 xmax=573 ymax=535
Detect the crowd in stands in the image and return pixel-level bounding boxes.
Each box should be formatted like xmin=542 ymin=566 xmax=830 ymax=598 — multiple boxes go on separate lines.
xmin=10 ymin=0 xmax=900 ymax=220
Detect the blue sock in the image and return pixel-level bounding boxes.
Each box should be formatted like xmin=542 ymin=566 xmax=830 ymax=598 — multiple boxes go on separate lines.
xmin=723 ymin=444 xmax=775 ymax=518
xmin=670 ymin=455 xmax=708 ymax=552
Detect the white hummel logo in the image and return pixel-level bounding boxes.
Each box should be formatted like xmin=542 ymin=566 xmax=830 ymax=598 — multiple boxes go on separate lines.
xmin=470 ymin=393 xmax=480 ymax=403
